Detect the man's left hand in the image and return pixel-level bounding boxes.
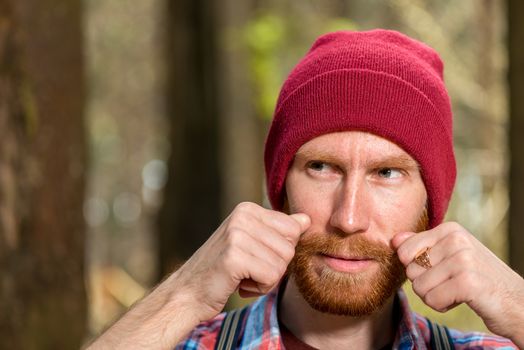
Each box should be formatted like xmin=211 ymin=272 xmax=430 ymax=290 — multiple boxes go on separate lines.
xmin=392 ymin=222 xmax=524 ymax=346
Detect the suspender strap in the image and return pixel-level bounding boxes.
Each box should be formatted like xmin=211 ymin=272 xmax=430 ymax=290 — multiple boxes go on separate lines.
xmin=216 ymin=310 xmax=454 ymax=350
xmin=428 ymin=319 xmax=455 ymax=350
xmin=214 ymin=308 xmax=247 ymax=350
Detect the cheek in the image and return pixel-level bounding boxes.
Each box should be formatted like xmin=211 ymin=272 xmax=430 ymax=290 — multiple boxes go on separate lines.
xmin=286 ymin=178 xmax=335 ymax=221
xmin=370 ymin=187 xmax=426 ymax=231
xmin=288 ymin=187 xmax=332 ymax=216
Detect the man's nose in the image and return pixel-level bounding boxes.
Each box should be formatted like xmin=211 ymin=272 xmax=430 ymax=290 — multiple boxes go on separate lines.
xmin=329 ymin=176 xmax=371 ymax=236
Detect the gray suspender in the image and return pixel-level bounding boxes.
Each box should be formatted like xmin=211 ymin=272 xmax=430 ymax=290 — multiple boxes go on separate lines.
xmin=214 ymin=309 xmax=454 ymax=350
xmin=428 ymin=319 xmax=455 ymax=350
xmin=214 ymin=308 xmax=246 ymax=350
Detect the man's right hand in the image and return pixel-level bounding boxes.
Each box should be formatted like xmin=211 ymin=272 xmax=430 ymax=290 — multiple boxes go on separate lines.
xmin=173 ymin=202 xmax=311 ymax=322
xmin=87 ymin=202 xmax=310 ymax=350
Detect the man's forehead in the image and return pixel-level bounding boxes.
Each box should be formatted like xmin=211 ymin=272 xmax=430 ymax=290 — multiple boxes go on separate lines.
xmin=294 ymin=131 xmax=420 ymax=168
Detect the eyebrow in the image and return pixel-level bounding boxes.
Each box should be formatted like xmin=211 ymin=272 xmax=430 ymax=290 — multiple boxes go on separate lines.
xmin=294 ymin=149 xmax=420 ymax=170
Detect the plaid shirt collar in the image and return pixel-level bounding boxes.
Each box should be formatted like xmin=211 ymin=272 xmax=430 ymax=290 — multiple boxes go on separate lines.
xmin=239 ymin=283 xmax=427 ymax=350
xmin=177 ymin=282 xmax=517 ymax=349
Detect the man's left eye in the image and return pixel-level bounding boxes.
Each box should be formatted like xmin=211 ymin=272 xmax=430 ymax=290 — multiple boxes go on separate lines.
xmin=378 ymin=168 xmax=402 ymax=179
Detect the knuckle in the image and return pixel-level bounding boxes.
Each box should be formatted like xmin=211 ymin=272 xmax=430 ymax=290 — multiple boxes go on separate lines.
xmin=453 ymin=250 xmax=474 ymax=267
xmin=268 ymin=268 xmax=281 ymax=283
xmin=229 ymin=210 xmax=247 ymax=225
xmin=396 ymin=246 xmax=406 ymax=259
xmin=226 ymin=227 xmax=245 ymax=245
xmin=258 ymin=270 xmax=279 ymax=292
xmin=227 ymin=211 xmax=243 ymax=225
xmin=262 ymin=265 xmax=280 ymax=282
xmin=447 ymin=230 xmax=469 ymax=246
xmin=444 ymin=221 xmax=463 ymax=232
xmin=396 ymin=247 xmax=410 ymax=264
xmin=423 ymin=291 xmax=438 ymax=309
xmin=222 ymin=246 xmax=240 ymax=270
xmin=405 ymin=264 xmax=418 ymax=280
xmin=235 ymin=201 xmax=256 ymax=214
xmin=412 ymin=278 xmax=424 ymax=295
xmin=458 ymin=271 xmax=478 ymax=289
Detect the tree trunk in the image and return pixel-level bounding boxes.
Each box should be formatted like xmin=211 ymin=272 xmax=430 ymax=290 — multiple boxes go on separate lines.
xmin=217 ymin=0 xmax=262 ymax=217
xmin=0 ymin=0 xmax=87 ymax=348
xmin=158 ymin=0 xmax=262 ymax=279
xmin=508 ymin=0 xmax=524 ymax=275
xmin=157 ymin=0 xmax=222 ymax=278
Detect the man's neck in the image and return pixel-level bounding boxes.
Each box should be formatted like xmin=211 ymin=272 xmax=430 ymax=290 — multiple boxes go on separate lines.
xmin=278 ymin=277 xmax=397 ymax=350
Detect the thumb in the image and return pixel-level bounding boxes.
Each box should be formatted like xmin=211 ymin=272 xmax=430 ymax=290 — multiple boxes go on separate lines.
xmin=391 ymin=231 xmax=416 ymax=250
xmin=289 ymin=213 xmax=311 ymax=232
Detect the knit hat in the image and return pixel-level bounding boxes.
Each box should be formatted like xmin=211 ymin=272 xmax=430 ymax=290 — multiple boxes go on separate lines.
xmin=264 ymin=29 xmax=455 ymax=228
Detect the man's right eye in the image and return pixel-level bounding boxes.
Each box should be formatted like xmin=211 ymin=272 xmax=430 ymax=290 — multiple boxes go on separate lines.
xmin=308 ymin=161 xmax=329 ymax=171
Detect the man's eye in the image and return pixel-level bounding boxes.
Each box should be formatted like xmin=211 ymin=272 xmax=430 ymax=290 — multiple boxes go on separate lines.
xmin=378 ymin=168 xmax=402 ymax=179
xmin=308 ymin=161 xmax=329 ymax=171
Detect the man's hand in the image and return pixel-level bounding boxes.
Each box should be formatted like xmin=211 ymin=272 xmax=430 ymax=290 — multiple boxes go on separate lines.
xmin=88 ymin=202 xmax=310 ymax=350
xmin=174 ymin=201 xmax=310 ymax=320
xmin=392 ymin=222 xmax=524 ymax=348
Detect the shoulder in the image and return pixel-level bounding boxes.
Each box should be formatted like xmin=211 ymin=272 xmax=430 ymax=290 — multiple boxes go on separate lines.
xmin=415 ymin=314 xmax=517 ymax=350
xmin=446 ymin=328 xmax=518 ymax=350
xmin=174 ymin=313 xmax=225 ymax=350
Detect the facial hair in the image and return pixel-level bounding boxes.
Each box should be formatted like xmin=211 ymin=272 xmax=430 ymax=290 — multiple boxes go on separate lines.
xmin=287 ymin=207 xmax=429 ymax=316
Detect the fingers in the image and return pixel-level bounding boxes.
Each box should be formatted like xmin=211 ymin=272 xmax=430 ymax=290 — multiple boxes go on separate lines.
xmin=238 ymin=279 xmax=267 ymax=298
xmin=390 ymin=231 xmax=415 ymax=249
xmin=418 ymin=274 xmax=473 ymax=312
xmin=258 ymin=209 xmax=310 ymax=243
xmin=241 ymin=249 xmax=285 ymax=294
xmin=289 ymin=213 xmax=311 ymax=232
xmin=226 ymin=203 xmax=310 ymax=263
xmin=224 ymin=223 xmax=294 ymax=294
xmin=222 ymin=239 xmax=285 ymax=294
xmin=225 ymin=226 xmax=288 ymax=271
xmin=409 ymin=249 xmax=468 ymax=297
xmin=242 ymin=224 xmax=297 ymax=263
xmin=232 ymin=202 xmax=310 ymax=244
xmin=394 ymin=220 xmax=524 ymax=340
xmin=405 ymin=235 xmax=470 ymax=280
xmin=187 ymin=202 xmax=311 ymax=315
xmin=395 ymin=222 xmax=478 ymax=313
xmin=395 ymin=222 xmax=464 ymax=267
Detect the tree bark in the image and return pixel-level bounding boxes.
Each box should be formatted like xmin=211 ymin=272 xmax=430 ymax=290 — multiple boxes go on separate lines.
xmin=508 ymin=0 xmax=524 ymax=275
xmin=216 ymin=0 xmax=262 ymax=216
xmin=0 ymin=0 xmax=87 ymax=348
xmin=158 ymin=0 xmax=263 ymax=279
xmin=157 ymin=0 xmax=222 ymax=278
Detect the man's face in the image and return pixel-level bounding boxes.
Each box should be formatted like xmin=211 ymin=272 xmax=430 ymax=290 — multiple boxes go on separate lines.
xmin=285 ymin=131 xmax=428 ymax=316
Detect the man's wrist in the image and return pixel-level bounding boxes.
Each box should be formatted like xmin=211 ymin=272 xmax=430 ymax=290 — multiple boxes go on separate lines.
xmin=163 ymin=269 xmax=206 ymax=320
xmin=87 ymin=271 xmax=205 ymax=350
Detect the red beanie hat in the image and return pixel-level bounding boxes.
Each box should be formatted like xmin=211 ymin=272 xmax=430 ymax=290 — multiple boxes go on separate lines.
xmin=264 ymin=29 xmax=455 ymax=228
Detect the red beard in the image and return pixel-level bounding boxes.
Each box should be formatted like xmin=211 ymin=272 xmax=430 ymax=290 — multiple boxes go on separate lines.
xmin=287 ymin=209 xmax=428 ymax=316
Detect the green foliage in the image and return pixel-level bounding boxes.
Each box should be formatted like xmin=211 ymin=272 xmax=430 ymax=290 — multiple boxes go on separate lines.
xmin=244 ymin=13 xmax=357 ymax=121
xmin=244 ymin=14 xmax=285 ymax=120
xmin=323 ymin=18 xmax=358 ymax=33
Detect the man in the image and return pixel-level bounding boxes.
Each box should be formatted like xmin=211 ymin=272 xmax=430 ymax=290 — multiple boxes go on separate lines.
xmin=89 ymin=30 xmax=524 ymax=349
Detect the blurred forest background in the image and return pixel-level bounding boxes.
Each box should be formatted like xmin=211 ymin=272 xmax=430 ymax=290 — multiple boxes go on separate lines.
xmin=1 ymin=0 xmax=524 ymax=348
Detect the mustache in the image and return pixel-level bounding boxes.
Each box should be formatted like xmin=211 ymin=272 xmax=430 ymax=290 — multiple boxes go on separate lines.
xmin=295 ymin=233 xmax=397 ymax=264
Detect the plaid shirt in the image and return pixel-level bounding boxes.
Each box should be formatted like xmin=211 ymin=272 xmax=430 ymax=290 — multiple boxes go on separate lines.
xmin=176 ymin=287 xmax=517 ymax=350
